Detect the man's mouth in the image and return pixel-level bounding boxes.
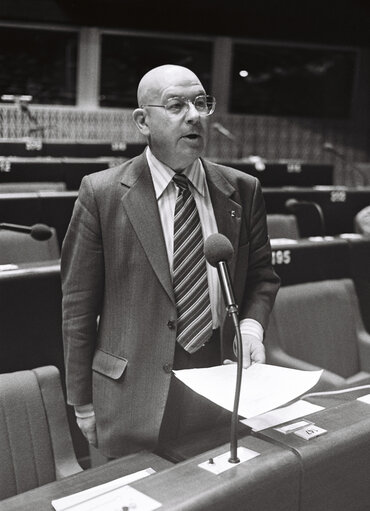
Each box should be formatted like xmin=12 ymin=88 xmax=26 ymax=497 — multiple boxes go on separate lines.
xmin=183 ymin=134 xmax=201 ymax=140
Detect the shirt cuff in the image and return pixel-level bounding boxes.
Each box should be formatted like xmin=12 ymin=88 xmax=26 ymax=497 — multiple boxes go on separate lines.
xmin=239 ymin=318 xmax=264 ymax=343
xmin=75 ymin=403 xmax=95 ymax=418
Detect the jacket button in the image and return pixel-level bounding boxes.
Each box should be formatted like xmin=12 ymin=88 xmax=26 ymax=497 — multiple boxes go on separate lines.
xmin=167 ymin=320 xmax=176 ymax=330
xmin=163 ymin=363 xmax=173 ymax=373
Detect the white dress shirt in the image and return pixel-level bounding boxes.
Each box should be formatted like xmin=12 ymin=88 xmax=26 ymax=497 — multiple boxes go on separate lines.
xmin=146 ymin=147 xmax=264 ymax=341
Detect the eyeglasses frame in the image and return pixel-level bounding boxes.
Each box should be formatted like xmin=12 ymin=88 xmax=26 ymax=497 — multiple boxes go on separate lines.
xmin=140 ymin=94 xmax=216 ymax=117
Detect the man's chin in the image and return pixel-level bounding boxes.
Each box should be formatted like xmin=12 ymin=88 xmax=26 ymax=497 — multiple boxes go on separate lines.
xmin=175 ymin=150 xmax=204 ymax=170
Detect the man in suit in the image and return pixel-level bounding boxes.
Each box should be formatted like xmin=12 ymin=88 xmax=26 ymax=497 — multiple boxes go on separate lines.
xmin=61 ymin=64 xmax=280 ymax=459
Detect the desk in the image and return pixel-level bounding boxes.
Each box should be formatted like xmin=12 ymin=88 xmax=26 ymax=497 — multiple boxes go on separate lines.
xmin=270 ymin=238 xmax=350 ymax=285
xmin=0 ymin=157 xmax=123 ymax=190
xmin=263 ymin=187 xmax=370 ymax=235
xmin=216 ymin=160 xmax=334 ymax=187
xmin=1 ymin=392 xmax=370 ymax=510
xmin=0 ymin=191 xmax=78 ymax=245
xmin=0 ymin=437 xmax=300 ymax=511
xmin=0 ymin=139 xmax=145 ymax=158
xmin=258 ymin=392 xmax=370 ymax=511
xmin=0 ymin=452 xmax=173 ymax=511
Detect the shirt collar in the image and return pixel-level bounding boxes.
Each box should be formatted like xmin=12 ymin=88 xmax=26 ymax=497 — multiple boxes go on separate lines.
xmin=146 ymin=146 xmax=207 ymax=199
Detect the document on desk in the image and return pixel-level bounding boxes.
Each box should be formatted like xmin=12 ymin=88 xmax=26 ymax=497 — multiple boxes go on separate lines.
xmin=174 ymin=363 xmax=322 ymax=419
xmin=51 ymin=468 xmax=161 ymax=511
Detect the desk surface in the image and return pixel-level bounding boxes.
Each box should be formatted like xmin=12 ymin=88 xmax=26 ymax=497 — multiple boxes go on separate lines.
xmin=0 ymin=260 xmax=60 ymax=280
xmin=0 ymin=452 xmax=173 ymax=511
xmin=1 ymin=390 xmax=370 ymax=510
xmin=0 ymin=436 xmax=300 ymax=511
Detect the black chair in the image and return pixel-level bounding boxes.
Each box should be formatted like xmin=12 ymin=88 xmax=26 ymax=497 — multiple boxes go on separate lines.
xmin=265 ymin=279 xmax=370 ymax=389
xmin=267 ymin=213 xmax=300 ymax=239
xmin=0 ymin=366 xmax=82 ymax=500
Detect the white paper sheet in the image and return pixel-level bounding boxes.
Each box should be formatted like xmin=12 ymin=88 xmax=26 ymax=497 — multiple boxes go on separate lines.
xmin=358 ymin=393 xmax=370 ymax=404
xmin=174 ymin=363 xmax=322 ymax=418
xmin=241 ymin=399 xmax=324 ymax=431
xmin=52 ymin=468 xmax=157 ymax=511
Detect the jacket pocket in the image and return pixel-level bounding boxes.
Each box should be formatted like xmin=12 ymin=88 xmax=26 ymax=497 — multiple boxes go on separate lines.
xmin=92 ymin=348 xmax=128 ymax=380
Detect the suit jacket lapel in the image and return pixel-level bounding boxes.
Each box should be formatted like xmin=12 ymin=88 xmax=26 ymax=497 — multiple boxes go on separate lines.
xmin=120 ymin=154 xmax=174 ymax=303
xmin=203 ymin=160 xmax=242 ymax=277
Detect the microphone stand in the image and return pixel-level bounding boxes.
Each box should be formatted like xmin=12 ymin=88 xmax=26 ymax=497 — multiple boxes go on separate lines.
xmin=323 ymin=143 xmax=367 ymax=186
xmin=229 ymin=308 xmax=243 ymax=463
xmin=217 ymin=261 xmax=243 ymax=463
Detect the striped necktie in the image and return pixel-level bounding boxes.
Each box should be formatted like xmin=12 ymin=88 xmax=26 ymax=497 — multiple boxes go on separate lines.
xmin=172 ymin=173 xmax=213 ymax=354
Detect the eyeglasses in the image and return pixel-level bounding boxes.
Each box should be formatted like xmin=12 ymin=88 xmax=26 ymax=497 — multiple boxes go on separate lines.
xmin=141 ymin=95 xmax=216 ymax=118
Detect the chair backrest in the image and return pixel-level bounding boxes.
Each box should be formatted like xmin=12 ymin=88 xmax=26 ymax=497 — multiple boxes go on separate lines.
xmin=0 ymin=366 xmax=81 ymax=500
xmin=265 ymin=279 xmax=363 ymax=378
xmin=0 ymin=227 xmax=60 ymax=264
xmin=267 ymin=214 xmax=300 ymax=239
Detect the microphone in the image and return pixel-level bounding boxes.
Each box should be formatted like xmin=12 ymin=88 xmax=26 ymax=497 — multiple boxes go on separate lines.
xmin=212 ymin=122 xmax=237 ymax=142
xmin=323 ymin=141 xmax=367 ymax=186
xmin=0 ymin=223 xmax=52 ymax=241
xmin=204 ymin=233 xmax=236 ymax=313
xmin=204 ymin=233 xmax=242 ymax=463
xmin=285 ymin=198 xmax=326 ymax=237
xmin=285 ymin=198 xmax=312 ymax=209
xmin=211 ymin=123 xmax=243 ymax=159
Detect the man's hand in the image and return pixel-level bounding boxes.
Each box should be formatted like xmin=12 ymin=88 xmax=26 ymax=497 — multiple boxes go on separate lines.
xmin=241 ymin=334 xmax=265 ymax=368
xmin=225 ymin=334 xmax=266 ymax=368
xmin=76 ymin=414 xmax=97 ymax=446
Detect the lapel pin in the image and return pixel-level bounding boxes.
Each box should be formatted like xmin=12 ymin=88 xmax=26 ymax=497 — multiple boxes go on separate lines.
xmin=230 ymin=210 xmax=236 ymax=218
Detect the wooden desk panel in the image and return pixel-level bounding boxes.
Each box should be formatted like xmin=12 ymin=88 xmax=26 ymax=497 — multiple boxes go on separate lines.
xmin=263 ymin=187 xmax=370 ymax=235
xmin=0 ymin=452 xmax=173 ymax=511
xmin=259 ymin=398 xmax=370 ymax=511
xmin=0 ymin=438 xmax=300 ymax=511
xmin=133 ymin=436 xmax=300 ymax=511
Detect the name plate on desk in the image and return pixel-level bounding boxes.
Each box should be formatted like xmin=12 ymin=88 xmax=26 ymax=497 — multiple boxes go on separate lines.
xmin=294 ymin=424 xmax=327 ymax=440
xmin=52 ymin=468 xmax=159 ymax=511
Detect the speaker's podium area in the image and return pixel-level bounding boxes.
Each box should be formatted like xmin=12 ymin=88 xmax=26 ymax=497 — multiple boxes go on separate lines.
xmin=1 ymin=363 xmax=370 ymax=510
xmin=1 ymin=205 xmax=370 ymax=510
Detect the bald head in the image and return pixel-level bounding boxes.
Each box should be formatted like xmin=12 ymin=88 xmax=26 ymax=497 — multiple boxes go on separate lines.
xmin=133 ymin=64 xmax=209 ymax=170
xmin=137 ymin=65 xmax=203 ymax=106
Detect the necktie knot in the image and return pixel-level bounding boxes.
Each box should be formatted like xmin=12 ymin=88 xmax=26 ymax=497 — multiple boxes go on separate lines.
xmin=173 ymin=173 xmax=189 ymax=192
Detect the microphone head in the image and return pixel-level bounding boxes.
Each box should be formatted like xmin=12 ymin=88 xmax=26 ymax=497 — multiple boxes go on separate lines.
xmin=30 ymin=223 xmax=52 ymax=241
xmin=204 ymin=233 xmax=234 ymax=267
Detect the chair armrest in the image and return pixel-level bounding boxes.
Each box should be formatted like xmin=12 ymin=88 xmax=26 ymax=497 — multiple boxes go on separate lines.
xmin=266 ymin=344 xmax=346 ymax=390
xmin=33 ymin=366 xmax=83 ymax=479
xmin=266 ymin=344 xmax=323 ymax=371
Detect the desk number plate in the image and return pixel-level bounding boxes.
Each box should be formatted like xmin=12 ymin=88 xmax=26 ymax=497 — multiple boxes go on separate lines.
xmin=294 ymin=424 xmax=327 ymax=440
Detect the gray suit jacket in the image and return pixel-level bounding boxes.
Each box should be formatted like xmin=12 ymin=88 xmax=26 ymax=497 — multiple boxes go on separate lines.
xmin=61 ymin=152 xmax=280 ymax=457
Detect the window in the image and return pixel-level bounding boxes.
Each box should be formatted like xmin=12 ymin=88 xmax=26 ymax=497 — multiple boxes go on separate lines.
xmin=100 ymin=34 xmax=213 ymax=108
xmin=231 ymin=43 xmax=357 ymax=118
xmin=0 ymin=26 xmax=77 ymax=105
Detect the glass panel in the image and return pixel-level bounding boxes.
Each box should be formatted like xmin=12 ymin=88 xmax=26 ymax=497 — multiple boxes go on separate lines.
xmin=231 ymin=43 xmax=357 ymax=119
xmin=100 ymin=34 xmax=213 ymax=108
xmin=0 ymin=27 xmax=77 ymax=105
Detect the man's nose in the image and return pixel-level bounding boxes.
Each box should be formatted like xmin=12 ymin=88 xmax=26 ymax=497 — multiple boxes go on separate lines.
xmin=185 ymin=101 xmax=201 ymax=122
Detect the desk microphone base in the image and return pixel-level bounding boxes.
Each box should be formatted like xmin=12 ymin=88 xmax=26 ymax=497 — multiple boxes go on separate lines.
xmin=198 ymin=446 xmax=260 ymax=475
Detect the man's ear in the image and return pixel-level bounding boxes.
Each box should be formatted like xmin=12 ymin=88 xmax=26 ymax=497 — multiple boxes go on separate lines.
xmin=132 ymin=108 xmax=150 ymax=137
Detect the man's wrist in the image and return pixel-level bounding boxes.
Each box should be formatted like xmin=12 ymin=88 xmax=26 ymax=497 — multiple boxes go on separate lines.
xmin=239 ymin=318 xmax=264 ymax=342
